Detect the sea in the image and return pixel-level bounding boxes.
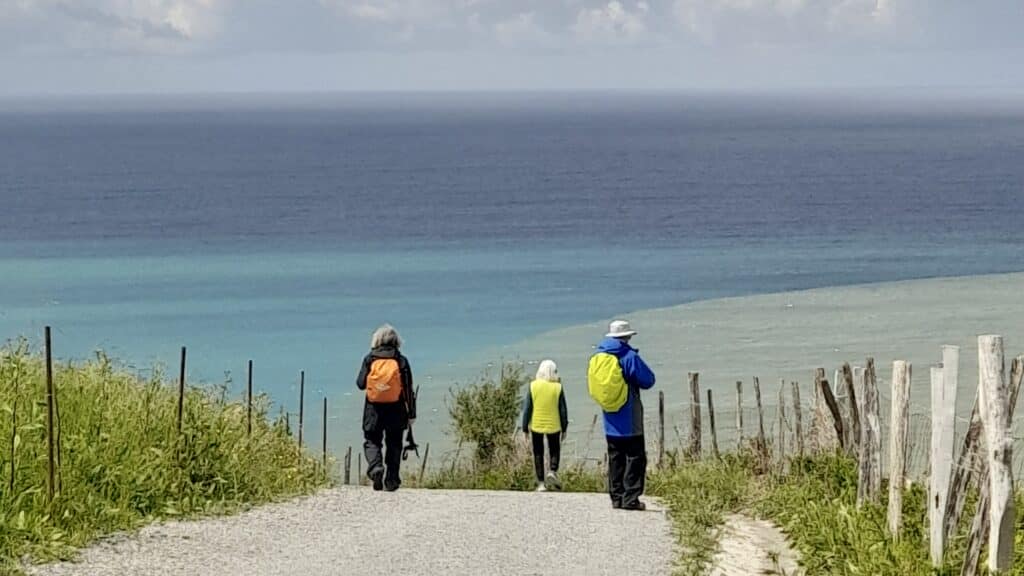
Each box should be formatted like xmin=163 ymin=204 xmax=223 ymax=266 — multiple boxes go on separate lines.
xmin=2 ymin=92 xmax=1023 ymax=452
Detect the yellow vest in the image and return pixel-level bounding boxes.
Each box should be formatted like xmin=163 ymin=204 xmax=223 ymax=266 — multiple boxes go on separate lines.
xmin=529 ymin=378 xmax=563 ymax=434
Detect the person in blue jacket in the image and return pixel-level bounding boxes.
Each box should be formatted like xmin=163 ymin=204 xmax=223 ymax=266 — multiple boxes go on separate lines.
xmin=594 ymin=320 xmax=656 ymax=510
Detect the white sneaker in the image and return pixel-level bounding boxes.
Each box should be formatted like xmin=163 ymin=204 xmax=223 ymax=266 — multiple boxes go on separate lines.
xmin=535 ymin=483 xmax=548 ymax=492
xmin=546 ymin=471 xmax=562 ymax=491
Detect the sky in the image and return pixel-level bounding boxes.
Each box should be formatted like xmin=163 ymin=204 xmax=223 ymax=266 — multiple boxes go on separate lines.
xmin=1 ymin=0 xmax=1023 ymax=95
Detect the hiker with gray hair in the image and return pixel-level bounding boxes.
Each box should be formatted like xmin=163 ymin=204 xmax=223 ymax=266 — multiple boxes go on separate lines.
xmin=356 ymin=324 xmax=416 ymax=491
xmin=521 ymin=359 xmax=569 ymax=491
xmin=587 ymin=320 xmax=656 ymax=510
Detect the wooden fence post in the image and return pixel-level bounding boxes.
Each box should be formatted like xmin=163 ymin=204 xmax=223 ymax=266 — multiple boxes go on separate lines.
xmin=929 ymin=346 xmax=958 ymax=566
xmin=791 ymin=382 xmax=804 ymax=458
xmin=707 ymin=389 xmax=720 ymax=459
xmin=857 ymin=358 xmax=881 ymax=506
xmin=322 ymin=397 xmax=328 ymax=472
xmin=583 ymin=414 xmax=599 ymax=462
xmin=888 ymin=360 xmax=911 ymax=537
xmin=247 ymin=360 xmax=253 ymax=437
xmin=842 ymin=363 xmax=861 ymax=456
xmin=754 ymin=377 xmax=768 ymax=466
xmin=419 ymin=443 xmax=431 ymax=483
xmin=44 ymin=326 xmax=56 ymax=502
xmin=776 ymin=380 xmax=787 ymax=468
xmin=977 ymin=335 xmax=1013 ymax=572
xmin=818 ymin=368 xmax=845 ymax=451
xmin=298 ymin=371 xmax=305 ymax=449
xmin=960 ymin=354 xmax=1022 ymax=576
xmin=177 ymin=346 xmax=186 ymax=434
xmin=946 ymin=398 xmax=982 ymax=546
xmin=658 ymin=390 xmax=666 ymax=467
xmin=344 ymin=446 xmax=352 ymax=485
xmin=689 ymin=373 xmax=701 ymax=459
xmin=735 ymin=381 xmax=744 ymax=450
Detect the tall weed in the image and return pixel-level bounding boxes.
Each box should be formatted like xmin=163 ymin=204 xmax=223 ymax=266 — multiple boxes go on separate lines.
xmin=0 ymin=341 xmax=325 ymax=572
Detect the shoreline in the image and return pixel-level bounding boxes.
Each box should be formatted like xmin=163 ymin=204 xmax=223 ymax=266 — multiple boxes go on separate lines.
xmin=423 ymin=270 xmax=1024 ymax=454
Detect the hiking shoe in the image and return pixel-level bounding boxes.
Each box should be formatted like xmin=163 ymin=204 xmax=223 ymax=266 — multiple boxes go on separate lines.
xmin=535 ymin=483 xmax=548 ymax=492
xmin=370 ymin=471 xmax=384 ymax=492
xmin=621 ymin=501 xmax=647 ymax=512
xmin=545 ymin=471 xmax=562 ymax=491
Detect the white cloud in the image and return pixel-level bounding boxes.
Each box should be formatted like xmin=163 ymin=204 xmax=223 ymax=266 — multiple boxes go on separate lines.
xmin=671 ymin=0 xmax=899 ymax=46
xmin=494 ymin=12 xmax=555 ymax=48
xmin=0 ymin=0 xmax=227 ymax=54
xmin=573 ymin=1 xmax=650 ymax=44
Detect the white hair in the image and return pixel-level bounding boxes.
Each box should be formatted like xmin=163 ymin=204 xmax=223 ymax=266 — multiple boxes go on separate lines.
xmin=370 ymin=324 xmax=403 ymax=349
xmin=535 ymin=359 xmax=560 ymax=382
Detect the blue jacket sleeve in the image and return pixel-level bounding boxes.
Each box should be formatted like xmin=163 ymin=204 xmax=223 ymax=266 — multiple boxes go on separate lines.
xmin=621 ymin=350 xmax=656 ymax=390
xmin=521 ymin=392 xmax=533 ymax=434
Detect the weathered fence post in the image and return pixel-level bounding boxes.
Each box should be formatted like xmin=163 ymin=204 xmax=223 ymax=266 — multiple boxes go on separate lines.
xmin=977 ymin=335 xmax=1013 ymax=572
xmin=961 ymin=354 xmax=1022 ymax=576
xmin=298 ymin=371 xmax=305 ymax=450
xmin=344 ymin=446 xmax=352 ymax=485
xmin=177 ymin=346 xmax=186 ymax=434
xmin=707 ymin=389 xmax=720 ymax=459
xmin=689 ymin=373 xmax=701 ymax=458
xmin=247 ymin=360 xmax=254 ymax=437
xmin=419 ymin=443 xmax=431 ymax=483
xmin=44 ymin=326 xmax=56 ymax=502
xmin=857 ymin=358 xmax=881 ymax=506
xmin=842 ymin=363 xmax=861 ymax=456
xmin=817 ymin=368 xmax=845 ymax=451
xmin=754 ymin=377 xmax=768 ymax=466
xmin=888 ymin=360 xmax=911 ymax=537
xmin=930 ymin=346 xmax=958 ymax=566
xmin=658 ymin=390 xmax=666 ymax=467
xmin=322 ymin=397 xmax=328 ymax=472
xmin=583 ymin=414 xmax=599 ymax=461
xmin=791 ymin=381 xmax=804 ymax=458
xmin=735 ymin=381 xmax=744 ymax=449
xmin=776 ymin=380 xmax=787 ymax=468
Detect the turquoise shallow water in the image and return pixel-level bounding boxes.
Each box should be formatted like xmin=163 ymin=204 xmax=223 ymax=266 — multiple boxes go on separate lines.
xmin=2 ymin=94 xmax=1024 ymax=457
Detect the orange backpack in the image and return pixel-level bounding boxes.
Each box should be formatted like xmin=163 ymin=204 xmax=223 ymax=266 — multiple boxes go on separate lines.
xmin=365 ymin=358 xmax=403 ymax=404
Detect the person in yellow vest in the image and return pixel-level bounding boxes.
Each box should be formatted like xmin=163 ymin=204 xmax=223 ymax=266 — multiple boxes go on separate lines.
xmin=588 ymin=320 xmax=656 ymax=510
xmin=521 ymin=360 xmax=569 ymax=492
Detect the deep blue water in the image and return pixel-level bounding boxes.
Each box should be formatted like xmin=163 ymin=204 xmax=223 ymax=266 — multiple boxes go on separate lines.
xmin=2 ymin=93 xmax=1023 ymax=445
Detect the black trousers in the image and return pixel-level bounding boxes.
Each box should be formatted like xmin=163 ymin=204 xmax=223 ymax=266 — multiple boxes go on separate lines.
xmin=530 ymin=432 xmax=562 ymax=482
xmin=607 ymin=435 xmax=647 ymax=508
xmin=364 ymin=424 xmax=404 ymax=489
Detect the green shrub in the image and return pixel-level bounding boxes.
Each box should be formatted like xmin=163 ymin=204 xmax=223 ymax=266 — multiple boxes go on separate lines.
xmin=0 ymin=340 xmax=326 ymax=572
xmin=448 ymin=363 xmax=526 ymax=464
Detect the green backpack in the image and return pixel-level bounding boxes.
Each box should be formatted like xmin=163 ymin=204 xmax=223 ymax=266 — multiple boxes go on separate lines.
xmin=587 ymin=352 xmax=629 ymax=412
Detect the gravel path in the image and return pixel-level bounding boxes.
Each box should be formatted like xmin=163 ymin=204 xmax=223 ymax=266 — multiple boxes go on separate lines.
xmin=27 ymin=488 xmax=673 ymax=576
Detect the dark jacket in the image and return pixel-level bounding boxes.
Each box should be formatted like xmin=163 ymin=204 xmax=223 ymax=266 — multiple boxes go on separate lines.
xmin=356 ymin=346 xmax=416 ymax=433
xmin=594 ymin=337 xmax=656 ymax=437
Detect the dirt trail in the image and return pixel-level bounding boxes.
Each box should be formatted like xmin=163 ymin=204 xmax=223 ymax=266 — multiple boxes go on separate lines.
xmin=711 ymin=514 xmax=802 ymax=575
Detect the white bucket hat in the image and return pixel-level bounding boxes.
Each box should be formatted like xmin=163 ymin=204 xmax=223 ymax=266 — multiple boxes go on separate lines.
xmin=605 ymin=320 xmax=637 ymax=339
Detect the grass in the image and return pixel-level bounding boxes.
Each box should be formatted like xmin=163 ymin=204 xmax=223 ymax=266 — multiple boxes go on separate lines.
xmin=0 ymin=340 xmax=327 ymax=574
xmin=422 ymin=443 xmax=608 ymax=492
xmin=647 ymin=454 xmax=756 ymax=575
